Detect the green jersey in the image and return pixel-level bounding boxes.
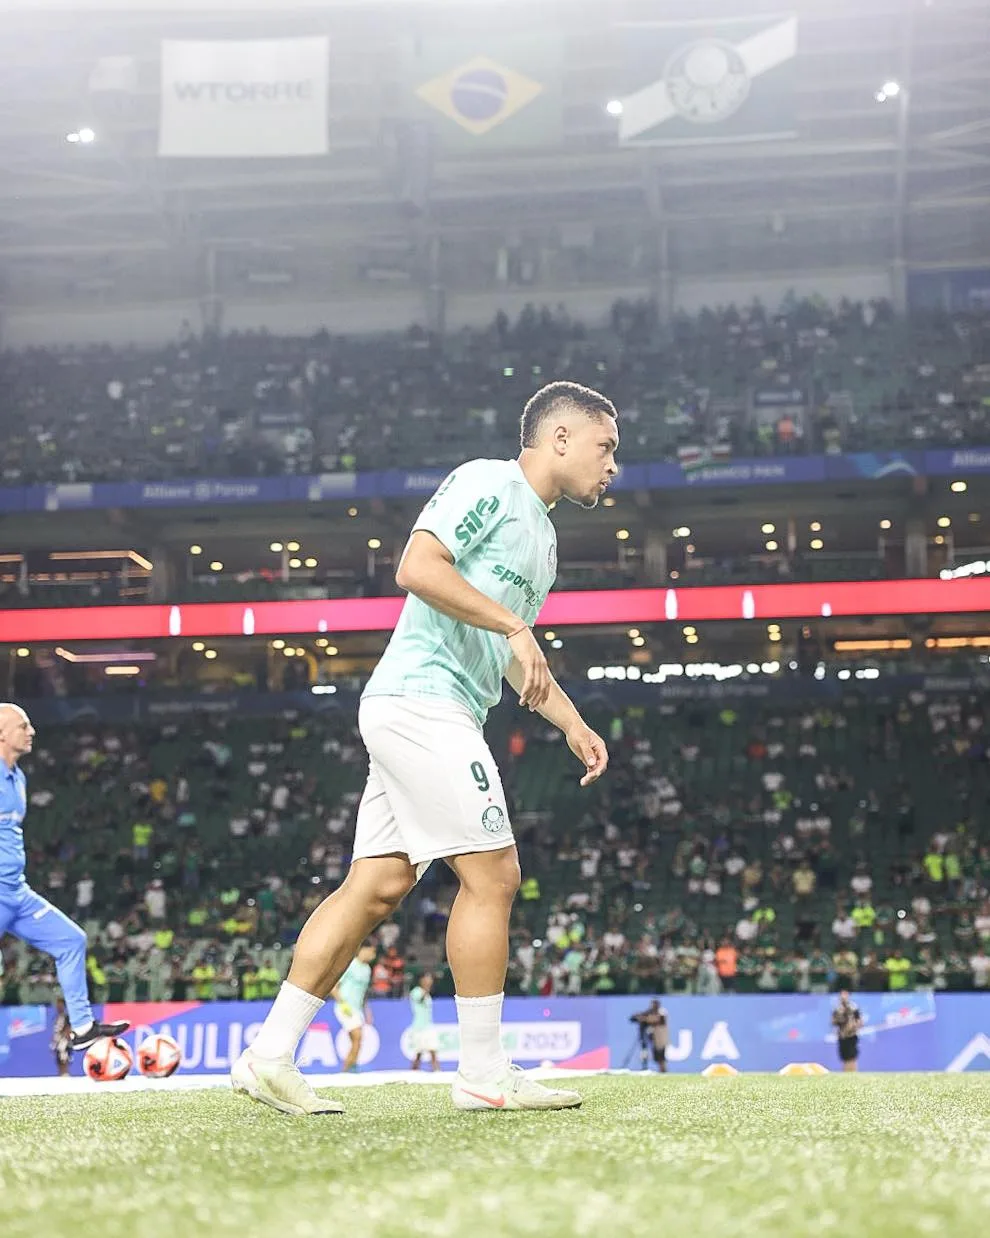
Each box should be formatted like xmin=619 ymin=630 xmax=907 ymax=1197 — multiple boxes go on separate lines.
xmin=337 ymin=959 xmax=372 ymax=1012
xmin=409 ymin=986 xmax=433 ymax=1031
xmin=363 ymin=459 xmax=557 ymax=725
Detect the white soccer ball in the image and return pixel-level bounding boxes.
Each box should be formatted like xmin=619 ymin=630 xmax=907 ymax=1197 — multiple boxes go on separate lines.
xmin=136 ymin=1032 xmax=182 ymax=1079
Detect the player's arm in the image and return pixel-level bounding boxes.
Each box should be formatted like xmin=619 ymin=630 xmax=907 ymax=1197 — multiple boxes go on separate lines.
xmin=396 ymin=531 xmax=550 ymax=709
xmin=504 ymin=659 xmax=608 ymax=787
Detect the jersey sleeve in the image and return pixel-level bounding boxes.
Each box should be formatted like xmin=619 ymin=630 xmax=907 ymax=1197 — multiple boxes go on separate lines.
xmin=410 ymin=460 xmax=511 ymax=564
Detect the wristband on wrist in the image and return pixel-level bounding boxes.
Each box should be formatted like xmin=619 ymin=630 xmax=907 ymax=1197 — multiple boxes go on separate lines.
xmin=506 ymin=624 xmax=528 ymax=640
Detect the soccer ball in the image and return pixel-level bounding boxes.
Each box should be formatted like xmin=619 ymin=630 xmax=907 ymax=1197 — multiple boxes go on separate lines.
xmin=83 ymin=1037 xmax=133 ymax=1082
xmin=136 ymin=1032 xmax=182 ymax=1079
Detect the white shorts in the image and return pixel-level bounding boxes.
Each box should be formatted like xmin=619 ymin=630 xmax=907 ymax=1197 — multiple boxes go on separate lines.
xmin=412 ymin=1026 xmax=439 ymax=1054
xmin=353 ymin=695 xmax=515 ymax=870
xmin=334 ymin=1003 xmax=364 ymax=1035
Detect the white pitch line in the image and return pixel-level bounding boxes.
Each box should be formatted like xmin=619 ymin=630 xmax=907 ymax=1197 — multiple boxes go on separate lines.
xmin=0 ymin=1067 xmax=645 ymax=1098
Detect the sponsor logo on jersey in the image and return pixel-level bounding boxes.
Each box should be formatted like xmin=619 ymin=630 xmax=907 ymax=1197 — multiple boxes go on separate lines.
xmin=492 ymin=563 xmax=543 ymax=610
xmin=454 ymin=496 xmax=501 ymax=546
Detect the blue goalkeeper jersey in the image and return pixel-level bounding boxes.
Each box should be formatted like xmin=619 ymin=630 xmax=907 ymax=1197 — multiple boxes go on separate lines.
xmin=0 ymin=763 xmax=27 ymax=888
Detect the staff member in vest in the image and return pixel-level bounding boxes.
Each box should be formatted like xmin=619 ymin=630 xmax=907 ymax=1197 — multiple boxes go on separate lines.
xmin=0 ymin=704 xmax=128 ymax=1051
xmin=831 ymin=990 xmax=863 ymax=1072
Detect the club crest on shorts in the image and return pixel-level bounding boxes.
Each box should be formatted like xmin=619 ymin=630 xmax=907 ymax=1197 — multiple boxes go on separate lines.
xmin=481 ymin=805 xmax=507 ymax=833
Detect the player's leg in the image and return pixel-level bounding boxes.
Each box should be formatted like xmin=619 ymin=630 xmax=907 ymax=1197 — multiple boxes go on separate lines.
xmin=445 ymin=845 xmax=519 ymax=1079
xmin=429 ymin=1051 xmax=440 ymax=1073
xmin=249 ymin=757 xmax=415 ymax=1062
xmin=412 ymin=1052 xmax=422 ymax=1071
xmin=9 ymin=887 xmax=128 ymax=1048
xmin=360 ymin=700 xmax=582 ymax=1110
xmin=444 ymin=844 xmax=580 ymax=1109
xmin=342 ymin=1028 xmax=362 ymax=1072
xmin=248 ymin=854 xmax=414 ymax=1059
xmin=232 ymin=764 xmax=416 ymax=1115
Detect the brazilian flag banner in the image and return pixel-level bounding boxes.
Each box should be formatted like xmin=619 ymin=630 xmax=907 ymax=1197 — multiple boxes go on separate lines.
xmin=403 ymin=36 xmax=562 ymax=149
xmin=617 ymin=14 xmax=798 ymax=146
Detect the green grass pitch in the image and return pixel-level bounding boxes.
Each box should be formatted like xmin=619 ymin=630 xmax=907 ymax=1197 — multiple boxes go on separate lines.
xmin=2 ymin=1075 xmax=988 ymax=1238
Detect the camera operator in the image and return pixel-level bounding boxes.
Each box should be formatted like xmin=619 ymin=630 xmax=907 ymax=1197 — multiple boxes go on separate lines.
xmin=630 ymin=998 xmax=669 ymax=1073
xmin=831 ymin=989 xmax=863 ymax=1072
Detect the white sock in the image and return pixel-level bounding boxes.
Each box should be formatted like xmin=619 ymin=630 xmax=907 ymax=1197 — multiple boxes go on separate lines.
xmin=249 ymin=981 xmax=325 ymax=1061
xmin=455 ymin=992 xmax=506 ymax=1080
xmin=72 ymin=1020 xmax=93 ymax=1037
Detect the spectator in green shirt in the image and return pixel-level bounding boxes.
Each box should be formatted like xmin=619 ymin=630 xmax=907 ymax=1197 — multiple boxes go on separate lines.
xmin=851 ymin=897 xmax=876 ymax=933
xmin=945 ymin=951 xmax=971 ymax=991
xmin=241 ymin=966 xmax=260 ymax=1001
xmin=735 ymin=952 xmax=761 ymax=994
xmin=777 ymin=954 xmax=799 ymax=994
xmin=256 ymin=961 xmax=281 ymax=999
xmin=833 ymin=948 xmax=859 ymax=991
xmin=809 ymin=949 xmax=832 ymax=993
xmin=884 ymin=949 xmax=912 ymax=991
xmin=922 ymin=849 xmax=944 ymax=884
xmin=192 ymin=961 xmax=216 ymax=1000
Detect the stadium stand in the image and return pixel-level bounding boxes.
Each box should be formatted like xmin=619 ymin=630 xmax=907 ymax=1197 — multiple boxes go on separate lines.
xmin=3 ymin=689 xmax=989 ymax=1005
xmin=2 ymin=298 xmax=989 ymax=485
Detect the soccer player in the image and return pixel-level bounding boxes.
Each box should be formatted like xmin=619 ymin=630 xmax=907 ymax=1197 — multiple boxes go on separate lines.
xmin=233 ymin=380 xmax=616 ymax=1115
xmin=332 ymin=943 xmax=375 ymax=1073
xmin=0 ymin=704 xmax=128 ymax=1050
xmin=409 ymin=972 xmax=440 ymax=1072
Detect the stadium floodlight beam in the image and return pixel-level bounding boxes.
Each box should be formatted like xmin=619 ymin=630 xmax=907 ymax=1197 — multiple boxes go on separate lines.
xmin=881 ymin=80 xmax=901 ymax=97
xmin=67 ymin=128 xmax=96 ymax=144
xmin=605 ymin=99 xmax=624 ymax=116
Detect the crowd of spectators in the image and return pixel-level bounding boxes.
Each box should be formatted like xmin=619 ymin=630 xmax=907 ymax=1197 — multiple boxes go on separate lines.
xmin=505 ymin=689 xmax=990 ymax=996
xmin=3 ymin=683 xmax=990 ymax=1008
xmin=1 ymin=297 xmax=989 ymax=486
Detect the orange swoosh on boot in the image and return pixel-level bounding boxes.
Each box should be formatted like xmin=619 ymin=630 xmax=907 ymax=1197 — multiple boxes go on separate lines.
xmin=459 ymin=1086 xmax=506 ymax=1108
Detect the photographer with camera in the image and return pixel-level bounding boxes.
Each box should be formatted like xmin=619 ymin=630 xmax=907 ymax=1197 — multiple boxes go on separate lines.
xmin=629 ymin=998 xmax=670 ymax=1073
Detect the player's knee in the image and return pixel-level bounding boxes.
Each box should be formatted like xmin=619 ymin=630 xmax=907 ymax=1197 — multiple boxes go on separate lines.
xmin=373 ymin=871 xmax=417 ymax=917
xmin=459 ymin=849 xmax=521 ymax=902
xmin=53 ymin=923 xmax=87 ymax=958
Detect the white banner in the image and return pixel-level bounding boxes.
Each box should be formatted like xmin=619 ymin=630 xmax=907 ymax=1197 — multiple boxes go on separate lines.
xmin=158 ymin=37 xmax=329 ymax=159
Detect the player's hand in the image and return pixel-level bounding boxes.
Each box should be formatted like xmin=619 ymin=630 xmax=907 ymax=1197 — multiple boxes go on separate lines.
xmin=508 ymin=626 xmax=551 ymax=711
xmin=566 ymin=723 xmax=609 ymax=787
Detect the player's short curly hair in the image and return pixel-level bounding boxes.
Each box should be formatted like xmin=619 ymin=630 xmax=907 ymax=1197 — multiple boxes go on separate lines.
xmin=519 ymin=380 xmax=618 ymax=449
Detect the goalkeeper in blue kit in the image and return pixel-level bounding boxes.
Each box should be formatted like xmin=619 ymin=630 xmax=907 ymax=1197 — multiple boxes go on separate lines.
xmin=0 ymin=704 xmax=128 ymax=1050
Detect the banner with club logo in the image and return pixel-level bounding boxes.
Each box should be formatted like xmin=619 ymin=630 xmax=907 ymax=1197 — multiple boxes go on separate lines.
xmin=403 ymin=36 xmax=562 ymax=149
xmin=617 ymin=14 xmax=798 ymax=146
xmin=158 ymin=37 xmax=329 ymax=158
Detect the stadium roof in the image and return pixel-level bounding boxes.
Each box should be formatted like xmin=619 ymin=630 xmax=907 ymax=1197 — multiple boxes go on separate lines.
xmin=0 ymin=0 xmax=988 ymax=317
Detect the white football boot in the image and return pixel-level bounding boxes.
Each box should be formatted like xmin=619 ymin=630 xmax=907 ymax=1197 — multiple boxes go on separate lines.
xmin=451 ymin=1063 xmax=582 ymax=1111
xmin=231 ymin=1047 xmax=344 ymax=1116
